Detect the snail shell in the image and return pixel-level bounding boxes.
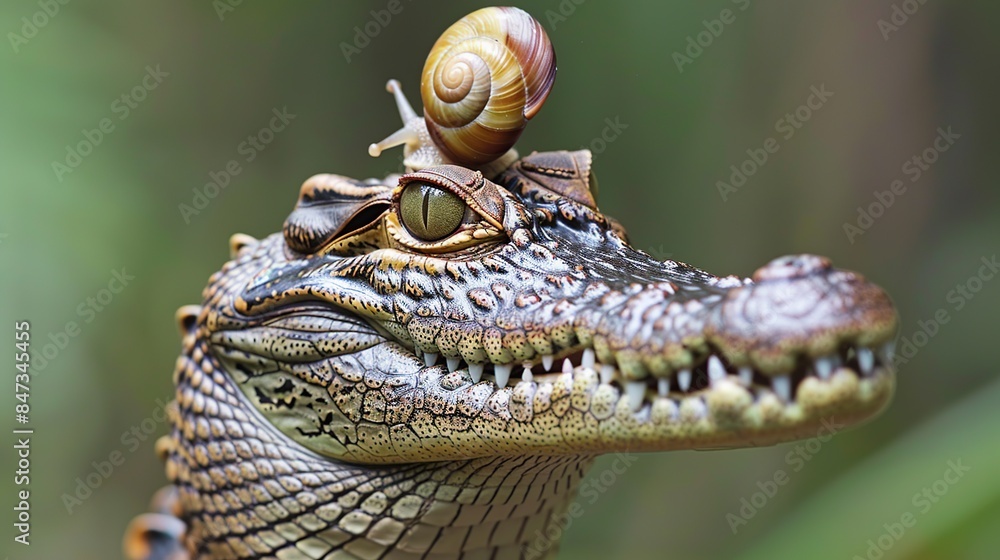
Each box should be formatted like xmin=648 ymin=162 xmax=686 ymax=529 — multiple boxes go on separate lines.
xmin=420 ymin=6 xmax=556 ymax=165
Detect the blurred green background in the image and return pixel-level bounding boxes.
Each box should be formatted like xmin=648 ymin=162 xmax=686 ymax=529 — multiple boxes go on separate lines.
xmin=2 ymin=1 xmax=998 ymax=559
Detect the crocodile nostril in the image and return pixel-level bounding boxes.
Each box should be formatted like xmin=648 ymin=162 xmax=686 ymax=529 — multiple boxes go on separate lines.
xmin=752 ymin=254 xmax=832 ymax=282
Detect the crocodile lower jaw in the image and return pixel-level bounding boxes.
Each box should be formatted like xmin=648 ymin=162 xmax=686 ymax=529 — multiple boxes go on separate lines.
xmin=417 ymin=342 xmax=896 ymax=451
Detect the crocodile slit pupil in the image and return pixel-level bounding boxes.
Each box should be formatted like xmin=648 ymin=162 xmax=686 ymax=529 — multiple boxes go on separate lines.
xmin=399 ymin=182 xmax=466 ymax=241
xmin=421 ymin=187 xmax=430 ymax=229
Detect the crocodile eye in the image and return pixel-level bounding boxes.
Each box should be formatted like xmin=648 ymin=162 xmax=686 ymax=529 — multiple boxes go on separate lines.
xmin=399 ymin=182 xmax=466 ymax=241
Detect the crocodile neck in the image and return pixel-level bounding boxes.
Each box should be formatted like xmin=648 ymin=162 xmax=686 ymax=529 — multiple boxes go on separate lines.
xmin=169 ymin=338 xmax=593 ymax=559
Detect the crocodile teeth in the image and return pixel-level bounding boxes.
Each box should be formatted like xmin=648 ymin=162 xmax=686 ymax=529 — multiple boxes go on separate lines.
xmin=469 ymin=363 xmax=484 ymax=383
xmin=446 ymin=357 xmax=461 ymax=373
xmin=626 ymin=381 xmax=646 ymax=412
xmin=600 ymin=364 xmax=615 ymax=385
xmin=738 ymin=366 xmax=753 ymax=386
xmin=708 ymin=355 xmax=726 ymax=383
xmin=815 ymin=356 xmax=835 ymax=379
xmin=562 ymin=358 xmax=573 ymax=374
xmin=878 ymin=341 xmax=895 ymax=368
xmin=858 ymin=348 xmax=875 ymax=374
xmin=423 ymin=352 xmax=438 ymax=367
xmin=658 ymin=378 xmax=670 ymax=397
xmin=685 ymin=397 xmax=708 ymax=419
xmin=542 ymin=355 xmax=554 ymax=371
xmin=772 ymin=375 xmax=791 ymax=401
xmin=677 ymin=369 xmax=692 ymax=392
xmin=582 ymin=348 xmax=596 ymax=370
xmin=522 ymin=365 xmax=534 ymax=382
xmin=495 ymin=364 xmax=512 ymax=388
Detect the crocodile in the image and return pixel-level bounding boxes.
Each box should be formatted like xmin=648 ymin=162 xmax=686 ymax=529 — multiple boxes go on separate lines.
xmin=124 ymin=9 xmax=898 ymax=560
xmin=124 ymin=148 xmax=897 ymax=559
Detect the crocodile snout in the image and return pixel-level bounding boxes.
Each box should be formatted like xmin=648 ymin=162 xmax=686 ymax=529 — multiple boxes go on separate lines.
xmin=707 ymin=254 xmax=898 ymax=374
xmin=752 ymin=254 xmax=832 ymax=281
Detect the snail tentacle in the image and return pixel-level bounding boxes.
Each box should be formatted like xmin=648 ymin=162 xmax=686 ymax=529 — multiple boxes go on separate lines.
xmin=367 ymin=80 xmax=438 ymax=164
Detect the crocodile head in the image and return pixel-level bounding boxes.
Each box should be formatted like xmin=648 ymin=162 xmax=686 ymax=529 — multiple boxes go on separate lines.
xmin=203 ymin=150 xmax=898 ymax=465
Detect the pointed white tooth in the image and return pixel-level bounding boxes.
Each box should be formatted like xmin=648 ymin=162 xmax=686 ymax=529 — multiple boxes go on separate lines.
xmin=677 ymin=369 xmax=692 ymax=392
xmin=495 ymin=364 xmax=512 ymax=388
xmin=815 ymin=357 xmax=834 ymax=380
xmin=878 ymin=341 xmax=895 ymax=367
xmin=680 ymin=396 xmax=707 ymax=420
xmin=708 ymin=355 xmax=726 ymax=383
xmin=626 ymin=381 xmax=646 ymax=412
xmin=522 ymin=364 xmax=533 ymax=382
xmin=446 ymin=357 xmax=461 ymax=373
xmin=423 ymin=352 xmax=438 ymax=367
xmin=582 ymin=348 xmax=596 ymax=370
xmin=688 ymin=397 xmax=707 ymax=419
xmin=469 ymin=363 xmax=484 ymax=383
xmin=562 ymin=358 xmax=574 ymax=374
xmin=600 ymin=364 xmax=615 ymax=385
xmin=858 ymin=348 xmax=875 ymax=374
xmin=738 ymin=367 xmax=753 ymax=386
xmin=542 ymin=355 xmax=555 ymax=371
xmin=772 ymin=375 xmax=791 ymax=401
xmin=658 ymin=378 xmax=670 ymax=397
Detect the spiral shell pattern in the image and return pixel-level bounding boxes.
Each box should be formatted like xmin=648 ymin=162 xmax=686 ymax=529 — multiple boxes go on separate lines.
xmin=420 ymin=7 xmax=556 ymax=165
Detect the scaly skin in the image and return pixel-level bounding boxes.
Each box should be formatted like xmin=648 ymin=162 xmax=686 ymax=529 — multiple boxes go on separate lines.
xmin=126 ymin=150 xmax=898 ymax=560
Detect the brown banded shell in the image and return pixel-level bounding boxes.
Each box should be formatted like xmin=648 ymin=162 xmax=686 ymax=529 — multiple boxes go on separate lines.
xmin=420 ymin=6 xmax=556 ymax=165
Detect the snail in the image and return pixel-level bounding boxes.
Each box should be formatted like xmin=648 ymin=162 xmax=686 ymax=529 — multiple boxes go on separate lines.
xmin=368 ymin=6 xmax=556 ymax=176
